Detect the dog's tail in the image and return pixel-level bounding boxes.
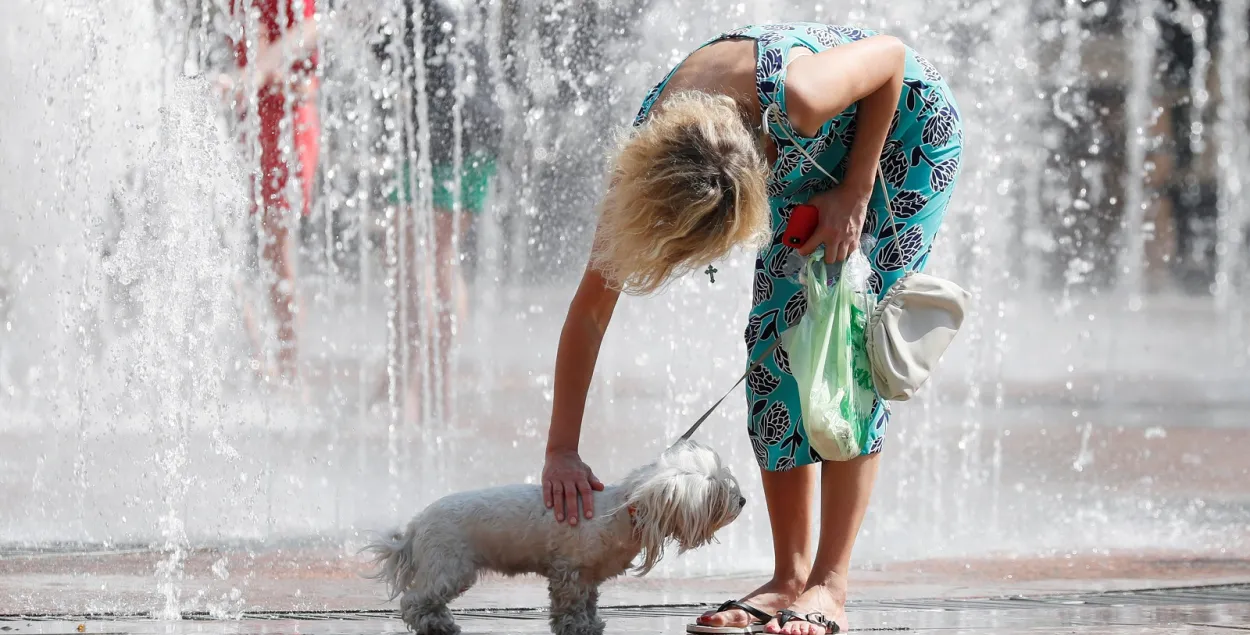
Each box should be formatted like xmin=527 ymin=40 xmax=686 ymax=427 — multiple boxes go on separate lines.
xmin=362 ymin=527 xmax=418 ymax=600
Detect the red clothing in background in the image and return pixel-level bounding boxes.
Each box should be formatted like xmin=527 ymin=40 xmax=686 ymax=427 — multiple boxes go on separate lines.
xmin=230 ymin=0 xmax=319 ymax=77
xmin=230 ymin=0 xmax=320 ymax=217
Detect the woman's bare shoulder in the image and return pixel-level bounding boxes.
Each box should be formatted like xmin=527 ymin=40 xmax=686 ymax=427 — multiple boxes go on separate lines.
xmin=658 ymin=39 xmax=757 ymax=109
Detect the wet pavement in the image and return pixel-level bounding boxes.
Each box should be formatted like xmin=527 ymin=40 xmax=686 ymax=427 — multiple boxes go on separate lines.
xmin=3 ymin=547 xmax=1250 ymax=633
xmin=1 ymin=585 xmax=1248 ymax=633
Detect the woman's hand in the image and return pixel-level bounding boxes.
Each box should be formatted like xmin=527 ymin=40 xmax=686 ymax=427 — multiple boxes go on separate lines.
xmin=797 ymin=183 xmax=871 ymax=264
xmin=542 ymin=449 xmax=605 ymax=525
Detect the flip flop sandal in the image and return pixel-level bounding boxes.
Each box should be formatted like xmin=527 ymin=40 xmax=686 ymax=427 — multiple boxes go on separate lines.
xmin=686 ymin=599 xmax=772 ymax=633
xmin=774 ymin=609 xmax=841 ymax=634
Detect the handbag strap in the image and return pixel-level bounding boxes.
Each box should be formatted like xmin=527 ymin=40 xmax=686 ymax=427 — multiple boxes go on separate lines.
xmin=764 ymin=104 xmax=914 ymax=274
xmin=670 ymin=336 xmax=784 ymax=447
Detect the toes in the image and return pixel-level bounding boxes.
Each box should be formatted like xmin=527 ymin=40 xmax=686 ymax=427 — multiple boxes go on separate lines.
xmin=776 ymin=619 xmax=822 ymax=635
xmin=698 ymin=609 xmax=744 ymax=627
xmin=764 ymin=618 xmax=782 ymax=634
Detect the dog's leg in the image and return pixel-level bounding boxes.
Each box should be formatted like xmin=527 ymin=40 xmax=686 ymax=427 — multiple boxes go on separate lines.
xmin=584 ymin=583 xmax=604 ymax=634
xmin=547 ymin=567 xmax=605 ymax=635
xmin=398 ymin=560 xmax=475 ymax=635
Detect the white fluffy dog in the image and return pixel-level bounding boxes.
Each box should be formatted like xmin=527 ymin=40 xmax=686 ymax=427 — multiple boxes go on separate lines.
xmin=365 ymin=440 xmax=744 ymax=635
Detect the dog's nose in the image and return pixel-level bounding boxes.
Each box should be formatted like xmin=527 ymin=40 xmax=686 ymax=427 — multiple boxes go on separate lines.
xmin=738 ymin=495 xmax=746 ymax=507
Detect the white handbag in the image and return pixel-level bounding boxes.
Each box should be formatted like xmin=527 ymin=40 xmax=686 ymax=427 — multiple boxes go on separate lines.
xmin=767 ymin=104 xmax=971 ymax=401
xmin=864 ymin=217 xmax=971 ymax=401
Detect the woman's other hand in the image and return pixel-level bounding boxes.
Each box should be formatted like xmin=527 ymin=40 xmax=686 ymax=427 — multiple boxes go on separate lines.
xmin=798 ymin=184 xmax=870 ymax=264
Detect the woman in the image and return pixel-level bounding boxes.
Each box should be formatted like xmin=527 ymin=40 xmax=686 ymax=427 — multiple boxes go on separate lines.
xmin=541 ymin=22 xmax=961 ymax=635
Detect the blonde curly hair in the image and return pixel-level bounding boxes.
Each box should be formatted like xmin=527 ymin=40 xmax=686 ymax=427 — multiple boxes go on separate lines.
xmin=591 ymin=90 xmax=770 ymax=295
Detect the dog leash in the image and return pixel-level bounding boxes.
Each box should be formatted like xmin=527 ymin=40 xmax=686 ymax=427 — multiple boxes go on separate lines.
xmin=670 ymin=336 xmax=785 ymax=447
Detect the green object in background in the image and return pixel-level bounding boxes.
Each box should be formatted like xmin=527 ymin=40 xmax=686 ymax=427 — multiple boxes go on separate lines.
xmin=386 ymin=153 xmax=497 ymax=214
xmin=781 ymin=250 xmax=878 ymax=462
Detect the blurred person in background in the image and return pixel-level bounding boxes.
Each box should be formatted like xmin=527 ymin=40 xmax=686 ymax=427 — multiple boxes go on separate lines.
xmin=215 ymin=0 xmax=321 ymax=388
xmin=373 ymin=0 xmax=503 ymax=422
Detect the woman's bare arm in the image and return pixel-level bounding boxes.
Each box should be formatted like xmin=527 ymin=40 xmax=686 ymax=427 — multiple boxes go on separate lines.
xmin=542 ymin=260 xmax=620 ymax=524
xmin=783 ymin=35 xmax=906 ymax=195
xmin=546 ymin=265 xmax=619 ymax=453
xmin=783 ymin=35 xmax=907 ymax=262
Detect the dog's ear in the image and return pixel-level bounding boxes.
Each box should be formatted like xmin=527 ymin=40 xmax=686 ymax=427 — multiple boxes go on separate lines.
xmin=622 ymin=462 xmax=679 ymax=575
xmin=666 ymin=469 xmax=737 ymax=552
xmin=624 ymin=443 xmax=737 ymax=574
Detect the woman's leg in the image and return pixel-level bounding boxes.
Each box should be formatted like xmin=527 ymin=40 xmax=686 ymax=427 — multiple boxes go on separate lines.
xmin=703 ymin=228 xmax=823 ymax=628
xmin=697 ymin=464 xmax=816 ymax=628
xmin=766 ymin=455 xmax=880 ymax=635
xmin=765 ymin=71 xmax=961 ymax=635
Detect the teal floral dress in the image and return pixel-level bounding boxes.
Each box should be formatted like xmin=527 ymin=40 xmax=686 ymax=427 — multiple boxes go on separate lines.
xmin=633 ymin=23 xmax=964 ymax=471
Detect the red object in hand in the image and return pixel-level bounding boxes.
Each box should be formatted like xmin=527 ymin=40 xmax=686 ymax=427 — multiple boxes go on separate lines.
xmin=783 ymin=204 xmax=820 ymax=247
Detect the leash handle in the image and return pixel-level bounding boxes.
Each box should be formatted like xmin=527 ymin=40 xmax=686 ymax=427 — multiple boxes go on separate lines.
xmin=672 ymin=336 xmax=785 ymax=447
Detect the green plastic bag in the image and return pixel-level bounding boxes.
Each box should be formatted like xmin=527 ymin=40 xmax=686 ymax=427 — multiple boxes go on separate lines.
xmin=781 ymin=247 xmax=878 ymax=461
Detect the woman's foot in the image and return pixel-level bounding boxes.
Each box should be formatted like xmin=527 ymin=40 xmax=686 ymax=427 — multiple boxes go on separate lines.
xmin=765 ymin=578 xmax=848 ymax=635
xmin=696 ymin=577 xmax=805 ymax=629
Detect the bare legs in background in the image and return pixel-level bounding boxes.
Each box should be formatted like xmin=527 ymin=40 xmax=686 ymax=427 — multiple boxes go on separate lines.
xmin=383 ymin=207 xmax=471 ymax=424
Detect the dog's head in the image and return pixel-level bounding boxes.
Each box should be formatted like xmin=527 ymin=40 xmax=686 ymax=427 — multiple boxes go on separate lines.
xmin=620 ymin=440 xmax=744 ymax=574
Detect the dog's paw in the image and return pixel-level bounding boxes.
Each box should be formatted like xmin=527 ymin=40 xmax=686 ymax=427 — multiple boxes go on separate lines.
xmin=413 ymin=624 xmax=459 ymax=635
xmin=411 ymin=614 xmax=459 ymax=635
xmin=552 ymin=618 xmax=605 ymax=635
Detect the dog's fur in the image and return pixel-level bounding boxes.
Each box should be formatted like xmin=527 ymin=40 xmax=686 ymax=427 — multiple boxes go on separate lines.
xmin=365 ymin=441 xmax=743 ymax=635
